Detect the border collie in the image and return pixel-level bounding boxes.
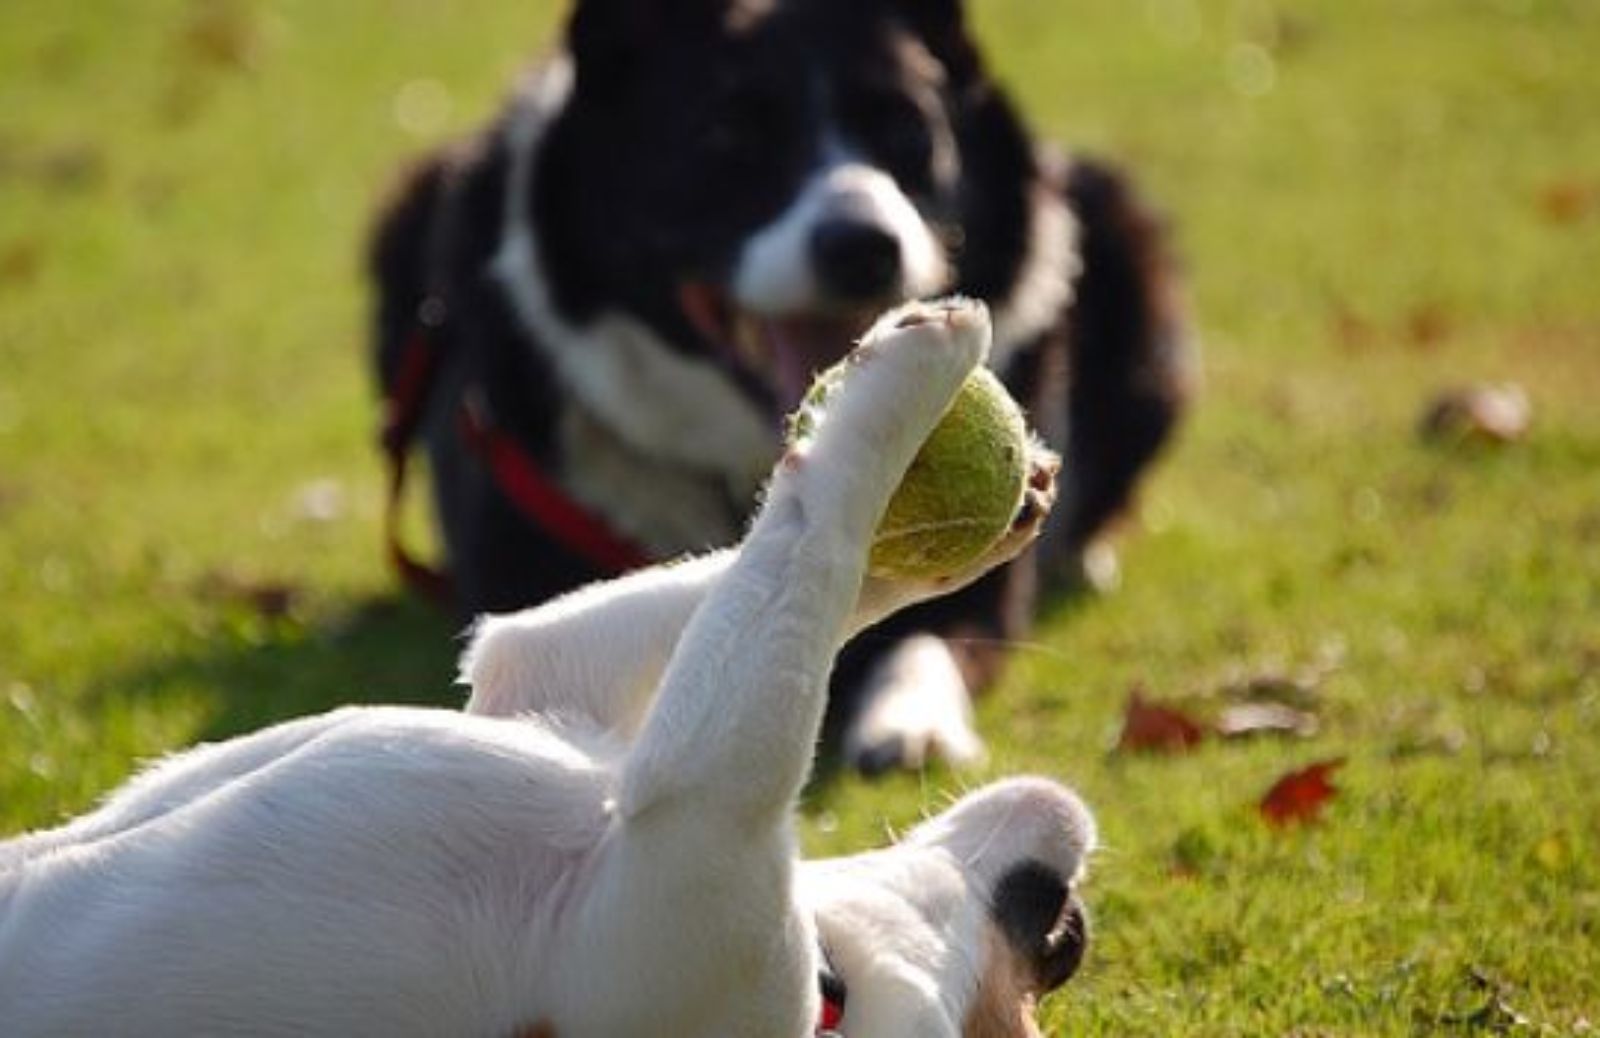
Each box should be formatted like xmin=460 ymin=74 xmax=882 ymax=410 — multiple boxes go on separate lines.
xmin=3 ymin=302 xmax=1095 ymax=1037
xmin=371 ymin=0 xmax=1193 ymax=773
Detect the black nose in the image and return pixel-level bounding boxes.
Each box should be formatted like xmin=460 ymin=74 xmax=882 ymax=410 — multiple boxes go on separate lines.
xmin=810 ymin=218 xmax=902 ymax=300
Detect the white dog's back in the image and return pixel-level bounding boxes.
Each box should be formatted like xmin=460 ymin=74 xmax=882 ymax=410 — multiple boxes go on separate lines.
xmin=1 ymin=708 xmax=613 ymax=1034
xmin=1 ymin=301 xmax=1091 ymax=1037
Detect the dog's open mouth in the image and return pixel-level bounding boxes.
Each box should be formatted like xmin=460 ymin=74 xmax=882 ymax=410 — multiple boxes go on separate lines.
xmin=679 ymin=281 xmax=885 ymax=418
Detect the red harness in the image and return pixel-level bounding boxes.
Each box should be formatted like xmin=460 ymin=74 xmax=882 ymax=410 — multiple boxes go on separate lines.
xmin=381 ymin=326 xmax=651 ymax=603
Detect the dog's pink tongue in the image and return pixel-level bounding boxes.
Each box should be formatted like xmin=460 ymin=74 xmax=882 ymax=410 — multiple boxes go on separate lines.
xmin=763 ymin=314 xmax=874 ymax=413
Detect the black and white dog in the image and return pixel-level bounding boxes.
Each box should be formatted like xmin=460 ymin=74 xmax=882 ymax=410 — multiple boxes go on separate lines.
xmin=3 ymin=303 xmax=1095 ymax=1036
xmin=371 ymin=0 xmax=1193 ymax=772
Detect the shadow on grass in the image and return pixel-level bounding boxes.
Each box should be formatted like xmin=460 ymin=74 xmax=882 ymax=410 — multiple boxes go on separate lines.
xmin=93 ymin=595 xmax=465 ymax=746
xmin=90 ymin=577 xmax=1112 ymax=798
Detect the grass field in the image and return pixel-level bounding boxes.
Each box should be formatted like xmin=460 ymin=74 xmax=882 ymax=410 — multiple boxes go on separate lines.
xmin=3 ymin=0 xmax=1598 ymax=1032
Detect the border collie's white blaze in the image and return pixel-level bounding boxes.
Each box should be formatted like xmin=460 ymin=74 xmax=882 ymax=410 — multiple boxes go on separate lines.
xmin=733 ymin=157 xmax=953 ymax=316
xmin=368 ymin=0 xmax=1195 ymax=774
xmin=1 ymin=301 xmax=1094 ymax=1036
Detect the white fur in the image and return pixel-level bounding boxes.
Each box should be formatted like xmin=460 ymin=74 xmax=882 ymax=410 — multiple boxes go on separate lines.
xmin=844 ymin=633 xmax=987 ymax=772
xmin=556 ymin=406 xmax=745 ymax=556
xmin=989 ymin=182 xmax=1079 ymax=370
xmin=733 ymin=154 xmax=951 ymax=315
xmin=1 ymin=301 xmax=1094 ymax=1037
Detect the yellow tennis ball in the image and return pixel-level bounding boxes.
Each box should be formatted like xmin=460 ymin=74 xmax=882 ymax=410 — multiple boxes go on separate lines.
xmin=789 ymin=361 xmax=1031 ymax=580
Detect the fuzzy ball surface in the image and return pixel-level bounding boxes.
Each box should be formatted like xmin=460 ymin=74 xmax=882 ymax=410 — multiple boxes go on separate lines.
xmin=790 ymin=363 xmax=1030 ymax=580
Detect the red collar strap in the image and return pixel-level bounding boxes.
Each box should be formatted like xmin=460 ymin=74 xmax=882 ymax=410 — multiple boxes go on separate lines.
xmin=381 ymin=327 xmax=651 ymax=605
xmin=817 ymin=948 xmax=847 ymax=1034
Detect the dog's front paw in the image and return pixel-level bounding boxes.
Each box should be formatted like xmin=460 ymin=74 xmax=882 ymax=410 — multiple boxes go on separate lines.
xmin=791 ymin=299 xmax=989 ymax=474
xmin=854 ymin=444 xmax=1057 ymax=626
xmin=844 ymin=635 xmax=986 ymax=777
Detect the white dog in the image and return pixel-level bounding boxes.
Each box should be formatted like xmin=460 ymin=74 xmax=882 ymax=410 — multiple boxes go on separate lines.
xmin=0 ymin=300 xmax=1095 ymax=1037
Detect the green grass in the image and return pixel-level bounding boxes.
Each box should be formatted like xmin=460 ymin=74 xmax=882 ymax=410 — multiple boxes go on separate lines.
xmin=3 ymin=0 xmax=1598 ymax=1031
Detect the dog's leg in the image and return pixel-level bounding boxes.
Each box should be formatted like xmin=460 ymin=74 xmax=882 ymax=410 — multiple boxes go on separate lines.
xmin=844 ymin=633 xmax=988 ymax=774
xmin=1043 ymin=155 xmax=1195 ymax=592
xmin=463 ymin=448 xmax=1054 ymax=746
xmin=463 ymin=551 xmax=734 ymax=734
xmin=840 ymin=457 xmax=1057 ymax=775
xmin=617 ymin=300 xmax=988 ymax=821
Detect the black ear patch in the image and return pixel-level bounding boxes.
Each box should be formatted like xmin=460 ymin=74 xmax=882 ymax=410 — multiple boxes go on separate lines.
xmin=991 ymin=859 xmax=1088 ymax=991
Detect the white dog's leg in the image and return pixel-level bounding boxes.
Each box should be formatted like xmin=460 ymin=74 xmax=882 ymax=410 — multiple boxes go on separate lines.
xmin=460 ymin=543 xmax=1044 ymax=742
xmin=462 ymin=307 xmax=1054 ymax=759
xmin=462 ymin=550 xmax=735 ymax=734
xmin=619 ymin=300 xmax=988 ymax=823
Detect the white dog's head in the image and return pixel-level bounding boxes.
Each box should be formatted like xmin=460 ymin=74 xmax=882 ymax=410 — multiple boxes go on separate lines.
xmin=800 ymin=777 xmax=1095 ymax=1037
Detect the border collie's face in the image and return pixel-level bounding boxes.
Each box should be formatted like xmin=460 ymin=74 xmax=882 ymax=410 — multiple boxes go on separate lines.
xmin=559 ymin=0 xmax=983 ymax=413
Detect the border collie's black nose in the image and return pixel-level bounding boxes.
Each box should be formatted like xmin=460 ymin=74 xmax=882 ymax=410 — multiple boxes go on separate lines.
xmin=810 ymin=219 xmax=902 ymax=300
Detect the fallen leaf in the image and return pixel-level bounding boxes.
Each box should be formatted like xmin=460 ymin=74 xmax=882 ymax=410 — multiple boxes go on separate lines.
xmin=1216 ymin=701 xmax=1318 ymax=740
xmin=181 ymin=1 xmax=261 ymax=71
xmin=1116 ymin=686 xmax=1206 ymax=754
xmin=1419 ymin=383 xmax=1531 ymax=445
xmin=1331 ymin=304 xmax=1377 ymax=355
xmin=1537 ymin=179 xmax=1597 ymax=225
xmin=0 ymin=239 xmax=44 ymax=288
xmin=196 ymin=571 xmax=301 ymax=620
xmin=1404 ymin=303 xmax=1452 ymax=351
xmin=1259 ymin=758 xmax=1344 ymax=826
xmin=1217 ymin=666 xmax=1327 ymax=709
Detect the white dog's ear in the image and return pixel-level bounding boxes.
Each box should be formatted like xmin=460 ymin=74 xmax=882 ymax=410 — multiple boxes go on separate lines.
xmin=906 ymin=777 xmax=1095 ymax=992
xmin=990 ymin=860 xmax=1089 ymax=993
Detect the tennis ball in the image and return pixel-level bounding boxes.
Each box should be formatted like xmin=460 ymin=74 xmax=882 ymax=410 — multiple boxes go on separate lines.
xmin=789 ymin=355 xmax=1031 ymax=580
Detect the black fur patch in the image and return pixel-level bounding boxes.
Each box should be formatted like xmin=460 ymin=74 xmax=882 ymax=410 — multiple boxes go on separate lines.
xmin=991 ymin=859 xmax=1088 ymax=991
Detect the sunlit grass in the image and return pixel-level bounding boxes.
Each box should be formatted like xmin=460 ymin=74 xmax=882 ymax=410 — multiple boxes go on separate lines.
xmin=2 ymin=0 xmax=1597 ymax=1030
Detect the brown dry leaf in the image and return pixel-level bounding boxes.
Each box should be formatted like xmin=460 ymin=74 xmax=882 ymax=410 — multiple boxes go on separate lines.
xmin=1538 ymin=179 xmax=1597 ymax=225
xmin=1331 ymin=304 xmax=1376 ymax=355
xmin=1404 ymin=303 xmax=1452 ymax=351
xmin=1116 ymin=686 xmax=1206 ymax=755
xmin=196 ymin=571 xmax=301 ymax=620
xmin=1259 ymin=758 xmax=1344 ymax=826
xmin=0 ymin=240 xmax=44 ymax=288
xmin=182 ymin=1 xmax=261 ymax=71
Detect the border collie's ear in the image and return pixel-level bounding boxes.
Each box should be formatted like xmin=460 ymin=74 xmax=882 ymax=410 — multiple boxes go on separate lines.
xmin=567 ymin=0 xmax=728 ymax=99
xmin=891 ymin=0 xmax=982 ymax=84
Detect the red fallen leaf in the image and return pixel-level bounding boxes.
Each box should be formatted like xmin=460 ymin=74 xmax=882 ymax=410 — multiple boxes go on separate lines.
xmin=1117 ymin=686 xmax=1206 ymax=754
xmin=1259 ymin=758 xmax=1345 ymax=826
